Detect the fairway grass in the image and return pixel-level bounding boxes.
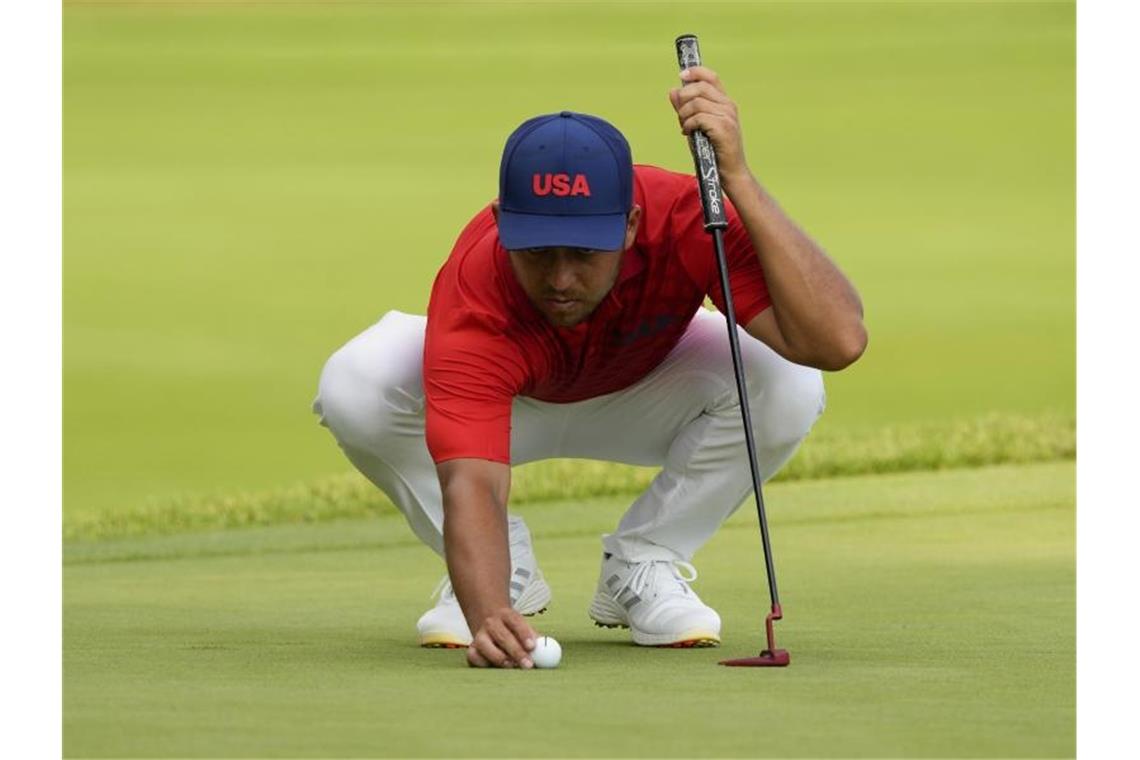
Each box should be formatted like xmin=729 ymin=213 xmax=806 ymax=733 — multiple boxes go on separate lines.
xmin=65 ymin=411 xmax=1073 ymax=541
xmin=65 ymin=462 xmax=1074 ymax=758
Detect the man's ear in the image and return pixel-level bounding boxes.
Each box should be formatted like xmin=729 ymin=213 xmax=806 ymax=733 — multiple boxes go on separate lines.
xmin=623 ymin=205 xmax=642 ymax=251
xmin=491 ymin=199 xmax=500 ymax=223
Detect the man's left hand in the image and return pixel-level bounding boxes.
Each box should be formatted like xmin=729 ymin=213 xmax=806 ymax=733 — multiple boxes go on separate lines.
xmin=668 ymin=66 xmax=750 ymax=189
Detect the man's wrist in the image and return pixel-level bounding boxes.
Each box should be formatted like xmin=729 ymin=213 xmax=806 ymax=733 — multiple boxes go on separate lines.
xmin=464 ymin=599 xmax=512 ymax=632
xmin=720 ymin=166 xmax=758 ymax=202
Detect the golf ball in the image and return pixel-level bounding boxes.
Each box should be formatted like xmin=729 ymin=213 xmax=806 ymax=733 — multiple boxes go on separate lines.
xmin=530 ymin=636 xmax=562 ymax=669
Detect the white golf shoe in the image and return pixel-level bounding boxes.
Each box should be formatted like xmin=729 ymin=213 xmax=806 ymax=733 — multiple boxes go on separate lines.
xmin=588 ymin=553 xmax=721 ymax=647
xmin=416 ymin=517 xmax=551 ymax=648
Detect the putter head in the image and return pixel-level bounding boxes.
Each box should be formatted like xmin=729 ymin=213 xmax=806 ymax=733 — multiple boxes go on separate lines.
xmin=718 ymin=604 xmax=790 ymax=667
xmin=719 ymin=648 xmax=790 ymax=667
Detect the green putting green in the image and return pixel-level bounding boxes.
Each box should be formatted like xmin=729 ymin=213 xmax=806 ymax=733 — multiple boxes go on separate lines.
xmin=65 ymin=462 xmax=1074 ymax=758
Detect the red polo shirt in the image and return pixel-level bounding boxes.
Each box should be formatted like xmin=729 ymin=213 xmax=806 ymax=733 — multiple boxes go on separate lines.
xmin=423 ymin=164 xmax=770 ymax=464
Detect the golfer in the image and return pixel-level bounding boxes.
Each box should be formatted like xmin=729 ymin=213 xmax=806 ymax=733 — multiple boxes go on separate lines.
xmin=313 ymin=67 xmax=867 ymax=668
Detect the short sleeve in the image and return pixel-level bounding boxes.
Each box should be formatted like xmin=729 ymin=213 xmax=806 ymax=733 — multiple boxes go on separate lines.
xmin=711 ymin=198 xmax=771 ymax=325
xmin=670 ymin=185 xmax=771 ymax=326
xmin=423 ymin=309 xmax=528 ymax=464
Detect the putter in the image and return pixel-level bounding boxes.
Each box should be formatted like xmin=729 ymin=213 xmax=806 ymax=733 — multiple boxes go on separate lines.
xmin=675 ymin=34 xmax=790 ymax=668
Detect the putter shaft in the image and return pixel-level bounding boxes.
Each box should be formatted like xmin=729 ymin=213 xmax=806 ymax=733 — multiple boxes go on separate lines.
xmin=710 ymin=228 xmax=780 ymax=610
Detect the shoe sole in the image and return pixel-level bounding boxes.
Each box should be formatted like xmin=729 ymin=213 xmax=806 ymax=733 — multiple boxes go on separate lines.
xmin=632 ymin=629 xmax=721 ymax=648
xmin=589 ymin=593 xmax=721 ymax=648
xmin=591 ymin=621 xmax=720 ymax=648
xmin=419 ymin=607 xmax=548 ymax=648
xmin=418 ymin=576 xmax=552 ymax=648
xmin=419 ymin=634 xmax=470 ymax=649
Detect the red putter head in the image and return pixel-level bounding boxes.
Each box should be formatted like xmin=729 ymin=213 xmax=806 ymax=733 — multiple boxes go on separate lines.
xmin=719 ymin=604 xmax=791 ymax=667
xmin=719 ymin=649 xmax=790 ymax=667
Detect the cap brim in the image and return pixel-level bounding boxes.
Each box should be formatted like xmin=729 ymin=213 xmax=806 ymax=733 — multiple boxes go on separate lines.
xmin=498 ymin=210 xmax=627 ymax=252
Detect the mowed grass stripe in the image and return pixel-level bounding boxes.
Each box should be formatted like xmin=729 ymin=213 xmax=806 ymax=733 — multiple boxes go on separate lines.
xmin=66 ymin=460 xmax=1072 ymax=568
xmin=63 ymin=462 xmax=1074 ymax=758
xmin=65 ymin=412 xmax=1073 ymax=542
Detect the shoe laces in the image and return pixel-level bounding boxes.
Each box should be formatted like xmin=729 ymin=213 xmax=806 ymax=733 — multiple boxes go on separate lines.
xmin=429 ymin=575 xmax=456 ymax=601
xmin=614 ymin=559 xmax=698 ymax=600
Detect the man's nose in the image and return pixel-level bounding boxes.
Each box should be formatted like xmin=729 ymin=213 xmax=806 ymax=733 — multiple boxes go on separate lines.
xmin=547 ymin=261 xmax=575 ymax=291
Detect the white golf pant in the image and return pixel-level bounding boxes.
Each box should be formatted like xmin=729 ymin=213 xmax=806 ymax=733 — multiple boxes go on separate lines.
xmin=313 ymin=308 xmax=825 ymax=562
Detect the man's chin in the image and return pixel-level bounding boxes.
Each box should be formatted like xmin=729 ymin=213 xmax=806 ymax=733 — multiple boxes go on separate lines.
xmin=545 ymin=311 xmax=585 ymax=327
xmin=539 ymin=299 xmax=594 ymax=327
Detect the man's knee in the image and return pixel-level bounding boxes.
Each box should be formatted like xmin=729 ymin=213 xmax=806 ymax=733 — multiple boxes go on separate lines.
xmin=742 ymin=355 xmax=826 ymax=449
xmin=313 ymin=311 xmax=425 ymax=451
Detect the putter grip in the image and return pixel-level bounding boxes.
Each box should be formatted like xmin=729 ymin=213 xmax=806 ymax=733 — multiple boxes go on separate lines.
xmin=675 ymin=34 xmax=728 ymax=231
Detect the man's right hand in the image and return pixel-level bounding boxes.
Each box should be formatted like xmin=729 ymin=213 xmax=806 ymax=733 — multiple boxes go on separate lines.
xmin=466 ymin=606 xmax=537 ymax=669
xmin=437 ymin=457 xmax=534 ymax=669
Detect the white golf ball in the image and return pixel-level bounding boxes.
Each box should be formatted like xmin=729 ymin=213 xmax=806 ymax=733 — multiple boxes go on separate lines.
xmin=530 ymin=635 xmax=562 ymax=669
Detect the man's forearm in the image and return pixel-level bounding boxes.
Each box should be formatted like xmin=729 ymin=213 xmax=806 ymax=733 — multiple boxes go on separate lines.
xmin=441 ymin=476 xmax=512 ymax=632
xmin=668 ymin=64 xmax=866 ymax=368
xmin=723 ymin=172 xmax=867 ymax=369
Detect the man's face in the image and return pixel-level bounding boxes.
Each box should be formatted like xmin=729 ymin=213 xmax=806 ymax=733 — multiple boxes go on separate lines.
xmin=499 ymin=205 xmax=642 ymax=328
xmin=508 ymin=246 xmax=623 ymax=327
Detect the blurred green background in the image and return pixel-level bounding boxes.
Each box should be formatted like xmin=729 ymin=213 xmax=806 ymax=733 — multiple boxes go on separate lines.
xmin=64 ymin=0 xmax=1074 ymax=528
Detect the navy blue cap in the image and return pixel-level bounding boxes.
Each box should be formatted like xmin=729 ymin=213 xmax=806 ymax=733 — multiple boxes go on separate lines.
xmin=498 ymin=111 xmax=633 ymax=252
